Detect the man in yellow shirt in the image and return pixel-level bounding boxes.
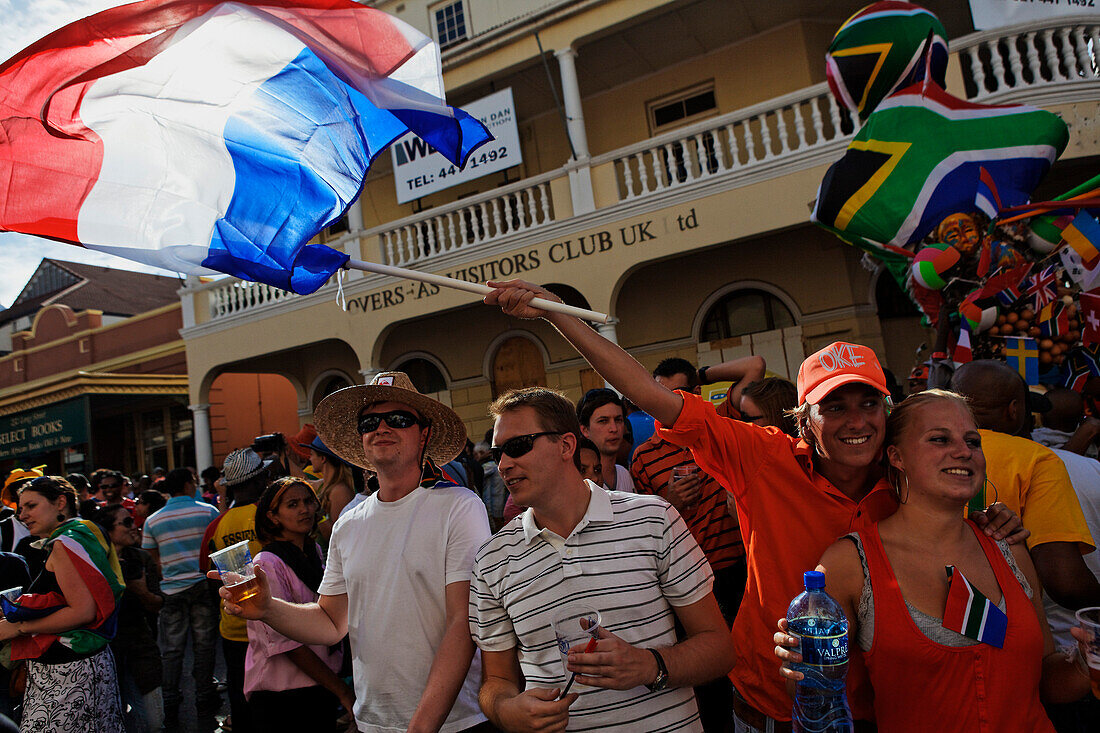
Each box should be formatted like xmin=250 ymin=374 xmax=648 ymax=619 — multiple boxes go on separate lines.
xmin=952 ymin=361 xmax=1100 ymax=610
xmin=202 ymin=448 xmax=268 ymax=733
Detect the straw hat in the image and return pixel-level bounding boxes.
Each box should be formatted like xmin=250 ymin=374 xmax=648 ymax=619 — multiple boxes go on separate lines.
xmin=314 ymin=372 xmax=467 ymax=471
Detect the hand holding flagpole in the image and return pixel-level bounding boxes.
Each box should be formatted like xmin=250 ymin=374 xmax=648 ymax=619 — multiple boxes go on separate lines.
xmin=343 ymin=259 xmax=610 ymax=324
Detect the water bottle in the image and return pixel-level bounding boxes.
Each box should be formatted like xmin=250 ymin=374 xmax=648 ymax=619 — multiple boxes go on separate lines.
xmin=786 ymin=571 xmax=853 ymax=733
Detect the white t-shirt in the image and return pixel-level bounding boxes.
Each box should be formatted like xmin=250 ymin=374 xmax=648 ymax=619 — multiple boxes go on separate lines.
xmin=604 ymin=464 xmax=634 ymax=493
xmin=319 ymin=483 xmax=490 ymax=733
xmin=1044 ymin=448 xmax=1100 ymax=647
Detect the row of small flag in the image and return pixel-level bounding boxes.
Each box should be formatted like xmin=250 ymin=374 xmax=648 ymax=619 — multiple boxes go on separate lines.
xmin=977 ymin=331 xmax=1100 ymax=388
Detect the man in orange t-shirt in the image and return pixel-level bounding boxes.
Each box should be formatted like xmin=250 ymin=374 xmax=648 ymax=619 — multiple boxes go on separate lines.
xmin=485 ymin=280 xmax=1025 ymax=732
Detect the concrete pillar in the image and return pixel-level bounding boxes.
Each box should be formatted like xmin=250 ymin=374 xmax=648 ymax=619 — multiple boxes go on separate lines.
xmin=555 ymin=47 xmax=590 ymax=159
xmin=556 ymin=47 xmax=596 ymax=215
xmin=596 ymin=318 xmax=620 ymax=390
xmin=359 ymin=367 xmax=383 ymax=385
xmin=190 ymin=403 xmax=214 ymax=471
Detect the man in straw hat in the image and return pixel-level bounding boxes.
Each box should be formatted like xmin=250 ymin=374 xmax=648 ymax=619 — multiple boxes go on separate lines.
xmin=215 ymin=372 xmax=491 ymax=733
xmin=484 ymin=279 xmax=1026 ymax=733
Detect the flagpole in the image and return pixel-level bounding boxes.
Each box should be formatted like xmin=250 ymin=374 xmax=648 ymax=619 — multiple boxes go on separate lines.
xmin=342 ymin=259 xmax=611 ymax=324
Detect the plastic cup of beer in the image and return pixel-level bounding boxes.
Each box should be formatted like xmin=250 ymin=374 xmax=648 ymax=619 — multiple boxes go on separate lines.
xmin=551 ymin=605 xmax=602 ymax=686
xmin=210 ymin=540 xmax=260 ymax=614
xmin=1075 ymin=606 xmax=1100 ymax=696
xmin=671 ymin=464 xmax=699 ymax=482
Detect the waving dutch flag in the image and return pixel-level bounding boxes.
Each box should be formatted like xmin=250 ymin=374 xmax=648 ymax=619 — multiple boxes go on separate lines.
xmin=0 ymin=0 xmax=492 ymax=294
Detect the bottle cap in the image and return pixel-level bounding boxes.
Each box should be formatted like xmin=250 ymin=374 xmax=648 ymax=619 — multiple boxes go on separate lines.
xmin=804 ymin=570 xmax=826 ymax=590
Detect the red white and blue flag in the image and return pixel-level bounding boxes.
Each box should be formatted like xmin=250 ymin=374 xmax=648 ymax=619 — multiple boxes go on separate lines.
xmin=1026 ymin=265 xmax=1059 ymax=311
xmin=0 ymin=0 xmax=492 ymax=294
xmin=942 ymin=565 xmax=1007 ymax=648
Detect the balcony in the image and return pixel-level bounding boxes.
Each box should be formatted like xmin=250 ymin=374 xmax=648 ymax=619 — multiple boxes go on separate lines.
xmin=182 ymin=15 xmax=1100 ymax=330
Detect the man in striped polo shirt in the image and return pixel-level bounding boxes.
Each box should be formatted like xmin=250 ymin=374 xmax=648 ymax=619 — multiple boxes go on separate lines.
xmin=471 ymin=387 xmax=734 ymax=732
xmin=142 ymin=467 xmax=221 ymax=722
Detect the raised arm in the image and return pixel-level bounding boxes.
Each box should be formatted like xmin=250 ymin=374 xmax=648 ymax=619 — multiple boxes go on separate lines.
xmin=702 ymin=355 xmax=766 ymax=407
xmin=485 ymin=280 xmax=684 ymax=426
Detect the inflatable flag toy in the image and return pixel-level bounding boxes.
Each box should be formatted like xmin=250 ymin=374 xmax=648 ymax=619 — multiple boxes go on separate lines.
xmin=812 ymin=83 xmax=1067 ymax=252
xmin=0 ymin=0 xmax=493 ymax=295
xmin=911 ymin=243 xmax=960 ymax=290
xmin=826 ymin=1 xmax=948 ymax=122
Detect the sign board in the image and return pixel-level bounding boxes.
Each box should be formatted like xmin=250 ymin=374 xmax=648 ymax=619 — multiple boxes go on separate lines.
xmin=0 ymin=399 xmax=88 ymax=461
xmin=391 ymin=87 xmax=522 ymax=204
xmin=969 ymin=0 xmax=1100 ymax=31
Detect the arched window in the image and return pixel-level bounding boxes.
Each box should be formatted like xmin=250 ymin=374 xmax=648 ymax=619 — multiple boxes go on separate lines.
xmin=395 ymin=357 xmax=447 ymax=394
xmin=313 ymin=374 xmax=352 ymax=409
xmin=699 ymin=288 xmax=796 ymax=342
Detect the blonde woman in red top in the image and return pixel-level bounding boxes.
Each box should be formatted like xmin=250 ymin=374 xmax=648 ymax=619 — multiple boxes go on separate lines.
xmin=777 ymin=390 xmax=1089 ymax=731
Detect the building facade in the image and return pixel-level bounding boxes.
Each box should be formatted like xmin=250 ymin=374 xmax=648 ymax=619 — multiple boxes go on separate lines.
xmin=178 ymin=1 xmax=1100 ymax=451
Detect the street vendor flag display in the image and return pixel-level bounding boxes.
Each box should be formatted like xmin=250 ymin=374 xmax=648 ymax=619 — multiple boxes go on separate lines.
xmin=942 ymin=565 xmax=1007 ymax=648
xmin=0 ymin=0 xmax=492 ymax=294
xmin=812 ymin=83 xmax=1068 ymax=249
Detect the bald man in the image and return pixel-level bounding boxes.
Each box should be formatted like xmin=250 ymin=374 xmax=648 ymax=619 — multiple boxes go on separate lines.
xmin=951 ymin=361 xmax=1100 ymax=609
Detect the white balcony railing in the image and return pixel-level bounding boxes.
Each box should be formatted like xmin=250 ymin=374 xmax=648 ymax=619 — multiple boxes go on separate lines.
xmin=376 ymin=172 xmax=559 ymax=267
xmin=604 ymin=84 xmax=853 ymax=202
xmin=956 ymin=18 xmax=1100 ymax=100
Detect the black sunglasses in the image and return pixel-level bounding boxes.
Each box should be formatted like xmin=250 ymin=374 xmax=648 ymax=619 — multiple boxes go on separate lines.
xmin=491 ymin=432 xmax=561 ymax=462
xmin=357 ymin=410 xmax=426 ymax=435
xmin=118 ymin=516 xmax=135 ymax=528
xmin=100 ymin=482 xmax=122 ymax=490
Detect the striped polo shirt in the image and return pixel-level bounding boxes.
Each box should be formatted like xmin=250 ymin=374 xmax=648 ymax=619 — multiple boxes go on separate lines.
xmin=631 ymin=434 xmax=745 ymax=571
xmin=142 ymin=495 xmax=220 ymax=594
xmin=470 ymin=482 xmax=712 ymax=732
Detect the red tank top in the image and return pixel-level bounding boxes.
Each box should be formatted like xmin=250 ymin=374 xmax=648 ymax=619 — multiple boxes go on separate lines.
xmin=860 ymin=520 xmax=1054 ymax=732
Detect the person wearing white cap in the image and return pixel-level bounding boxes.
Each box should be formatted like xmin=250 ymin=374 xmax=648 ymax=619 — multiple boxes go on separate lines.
xmin=214 ymin=373 xmax=491 ymax=733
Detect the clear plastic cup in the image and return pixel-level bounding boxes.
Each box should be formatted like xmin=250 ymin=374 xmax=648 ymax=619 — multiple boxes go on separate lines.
xmin=210 ymin=540 xmax=260 ymax=614
xmin=671 ymin=464 xmax=699 ymax=481
xmin=551 ymin=605 xmax=602 ymax=688
xmin=1075 ymin=606 xmax=1100 ymax=696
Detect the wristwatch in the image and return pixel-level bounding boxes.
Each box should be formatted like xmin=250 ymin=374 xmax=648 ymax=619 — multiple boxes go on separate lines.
xmin=645 ymin=648 xmax=669 ymax=692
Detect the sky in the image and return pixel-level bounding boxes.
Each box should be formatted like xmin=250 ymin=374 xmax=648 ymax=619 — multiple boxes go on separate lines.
xmin=0 ymin=1 xmax=180 ymax=308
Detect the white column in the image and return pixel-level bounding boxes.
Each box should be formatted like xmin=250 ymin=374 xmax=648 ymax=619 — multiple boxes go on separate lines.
xmin=556 ymin=47 xmax=596 ymax=215
xmin=347 ymin=200 xmax=365 ymax=231
xmin=596 ymin=317 xmax=619 ymax=344
xmin=190 ymin=403 xmax=214 ymax=471
xmin=596 ymin=318 xmax=620 ymax=390
xmin=555 ymin=48 xmax=590 ymax=159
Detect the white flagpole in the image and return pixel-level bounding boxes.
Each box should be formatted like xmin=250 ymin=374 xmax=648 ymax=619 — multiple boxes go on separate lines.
xmin=343 ymin=258 xmax=610 ymax=324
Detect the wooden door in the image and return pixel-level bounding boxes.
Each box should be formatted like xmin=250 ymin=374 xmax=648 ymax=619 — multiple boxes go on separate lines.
xmin=492 ymin=337 xmax=546 ymax=397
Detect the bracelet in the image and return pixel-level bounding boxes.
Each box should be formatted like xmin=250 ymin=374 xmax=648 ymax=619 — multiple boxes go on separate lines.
xmin=697 ymin=366 xmax=709 ymax=385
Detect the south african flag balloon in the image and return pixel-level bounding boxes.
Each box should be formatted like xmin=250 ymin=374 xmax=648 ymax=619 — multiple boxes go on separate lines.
xmin=827 ymin=1 xmax=948 ymax=121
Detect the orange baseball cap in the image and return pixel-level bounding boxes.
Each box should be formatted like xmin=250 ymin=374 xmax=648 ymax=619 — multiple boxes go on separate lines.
xmin=797 ymin=342 xmax=889 ymax=405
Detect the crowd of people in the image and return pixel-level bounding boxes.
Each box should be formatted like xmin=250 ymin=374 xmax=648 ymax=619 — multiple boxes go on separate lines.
xmin=0 ymin=278 xmax=1094 ymax=732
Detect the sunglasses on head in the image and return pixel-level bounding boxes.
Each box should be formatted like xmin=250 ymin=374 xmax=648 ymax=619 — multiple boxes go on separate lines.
xmin=490 ymin=432 xmax=561 ymax=463
xmin=357 ymin=410 xmax=426 ymax=435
